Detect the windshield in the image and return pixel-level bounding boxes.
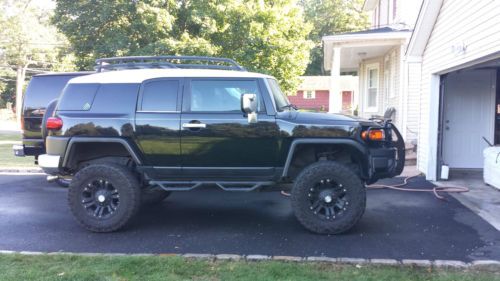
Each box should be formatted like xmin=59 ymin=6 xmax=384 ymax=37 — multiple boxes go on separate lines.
xmin=267 ymin=78 xmax=291 ymax=111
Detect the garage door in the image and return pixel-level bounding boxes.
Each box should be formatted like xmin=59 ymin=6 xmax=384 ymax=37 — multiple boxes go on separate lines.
xmin=442 ymin=69 xmax=495 ymax=169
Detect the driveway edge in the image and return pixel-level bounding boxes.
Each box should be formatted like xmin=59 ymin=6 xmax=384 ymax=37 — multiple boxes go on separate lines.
xmin=1 ymin=250 xmax=499 ymax=271
xmin=0 ymin=167 xmax=43 ymax=173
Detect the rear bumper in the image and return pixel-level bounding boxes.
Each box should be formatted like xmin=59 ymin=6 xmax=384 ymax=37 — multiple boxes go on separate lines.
xmin=38 ymin=154 xmax=61 ymax=175
xmin=12 ymin=145 xmax=25 ymax=157
xmin=15 ymin=139 xmax=45 ymax=157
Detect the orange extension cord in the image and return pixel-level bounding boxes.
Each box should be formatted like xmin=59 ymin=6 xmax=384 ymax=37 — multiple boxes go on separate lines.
xmin=280 ymin=175 xmax=469 ymax=200
xmin=365 ymin=175 xmax=469 ymax=200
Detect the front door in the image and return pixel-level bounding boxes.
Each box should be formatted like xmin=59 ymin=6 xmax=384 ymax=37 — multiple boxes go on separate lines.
xmin=342 ymin=91 xmax=353 ymax=112
xmin=180 ymin=78 xmax=279 ymax=179
xmin=442 ymin=70 xmax=495 ymax=168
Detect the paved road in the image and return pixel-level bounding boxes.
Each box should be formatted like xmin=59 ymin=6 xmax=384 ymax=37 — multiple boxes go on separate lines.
xmin=0 ymin=173 xmax=499 ymax=261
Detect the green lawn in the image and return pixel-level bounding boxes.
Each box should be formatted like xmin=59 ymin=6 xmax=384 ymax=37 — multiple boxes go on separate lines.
xmin=0 ymin=132 xmax=36 ymax=167
xmin=0 ymin=254 xmax=497 ymax=281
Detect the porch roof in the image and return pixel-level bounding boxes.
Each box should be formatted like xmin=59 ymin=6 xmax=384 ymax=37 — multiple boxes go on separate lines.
xmin=323 ymin=27 xmax=411 ymax=71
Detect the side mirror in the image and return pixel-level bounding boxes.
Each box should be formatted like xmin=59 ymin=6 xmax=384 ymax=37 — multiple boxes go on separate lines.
xmin=241 ymin=93 xmax=258 ymax=123
xmin=241 ymin=93 xmax=257 ymax=113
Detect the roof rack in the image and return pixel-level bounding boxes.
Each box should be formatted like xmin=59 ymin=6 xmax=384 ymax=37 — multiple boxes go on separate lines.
xmin=95 ymin=56 xmax=246 ymax=72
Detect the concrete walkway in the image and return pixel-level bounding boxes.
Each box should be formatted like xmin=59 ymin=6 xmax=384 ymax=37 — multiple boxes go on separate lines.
xmin=435 ymin=170 xmax=500 ymax=231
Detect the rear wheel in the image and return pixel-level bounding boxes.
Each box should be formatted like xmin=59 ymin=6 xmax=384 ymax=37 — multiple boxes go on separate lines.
xmin=291 ymin=161 xmax=366 ymax=234
xmin=68 ymin=163 xmax=141 ymax=232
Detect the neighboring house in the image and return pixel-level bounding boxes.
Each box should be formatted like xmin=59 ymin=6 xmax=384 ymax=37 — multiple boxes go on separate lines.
xmin=322 ymin=0 xmax=423 ymax=142
xmin=406 ymin=0 xmax=500 ymax=180
xmin=288 ymin=76 xmax=358 ymax=113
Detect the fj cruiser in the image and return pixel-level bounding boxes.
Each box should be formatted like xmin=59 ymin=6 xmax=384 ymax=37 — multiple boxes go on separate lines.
xmin=27 ymin=56 xmax=405 ymax=234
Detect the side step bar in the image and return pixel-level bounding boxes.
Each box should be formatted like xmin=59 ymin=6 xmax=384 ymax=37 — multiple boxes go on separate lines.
xmin=149 ymin=181 xmax=274 ymax=192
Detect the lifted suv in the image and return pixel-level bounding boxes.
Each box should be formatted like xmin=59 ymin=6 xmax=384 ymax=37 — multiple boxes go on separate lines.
xmin=37 ymin=56 xmax=404 ymax=234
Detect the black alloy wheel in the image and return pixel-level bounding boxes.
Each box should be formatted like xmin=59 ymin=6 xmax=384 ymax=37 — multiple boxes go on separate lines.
xmin=80 ymin=179 xmax=120 ymax=219
xmin=307 ymin=178 xmax=349 ymax=220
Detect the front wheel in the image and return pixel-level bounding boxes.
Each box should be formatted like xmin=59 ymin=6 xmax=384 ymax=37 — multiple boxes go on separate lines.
xmin=291 ymin=161 xmax=366 ymax=234
xmin=68 ymin=164 xmax=141 ymax=233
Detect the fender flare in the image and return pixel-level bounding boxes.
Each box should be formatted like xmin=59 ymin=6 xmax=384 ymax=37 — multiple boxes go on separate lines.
xmin=281 ymin=138 xmax=368 ymax=178
xmin=62 ymin=137 xmax=143 ymax=168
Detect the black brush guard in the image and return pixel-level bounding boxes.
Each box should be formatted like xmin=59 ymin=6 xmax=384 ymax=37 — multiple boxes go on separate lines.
xmin=384 ymin=121 xmax=406 ymax=177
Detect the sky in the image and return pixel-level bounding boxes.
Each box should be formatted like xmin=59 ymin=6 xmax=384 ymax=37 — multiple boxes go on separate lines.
xmin=32 ymin=0 xmax=55 ymax=9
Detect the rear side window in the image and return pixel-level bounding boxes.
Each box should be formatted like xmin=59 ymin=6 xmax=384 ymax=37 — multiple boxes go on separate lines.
xmin=91 ymin=84 xmax=139 ymax=113
xmin=189 ymin=80 xmax=260 ymax=112
xmin=57 ymin=83 xmax=99 ymax=111
xmin=140 ymin=80 xmax=179 ymax=112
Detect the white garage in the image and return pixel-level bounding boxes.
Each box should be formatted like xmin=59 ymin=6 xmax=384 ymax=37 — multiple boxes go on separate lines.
xmin=405 ymin=0 xmax=500 ymax=180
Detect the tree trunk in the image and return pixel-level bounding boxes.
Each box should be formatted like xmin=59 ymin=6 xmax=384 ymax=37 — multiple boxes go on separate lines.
xmin=15 ymin=65 xmax=27 ymax=130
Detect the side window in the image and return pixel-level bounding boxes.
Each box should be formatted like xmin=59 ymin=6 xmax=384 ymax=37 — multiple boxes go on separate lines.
xmin=57 ymin=83 xmax=99 ymax=111
xmin=189 ymin=80 xmax=260 ymax=112
xmin=140 ymin=80 xmax=179 ymax=112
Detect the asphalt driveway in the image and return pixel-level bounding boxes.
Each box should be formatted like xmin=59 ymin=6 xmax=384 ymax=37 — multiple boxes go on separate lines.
xmin=0 ymin=173 xmax=499 ymax=262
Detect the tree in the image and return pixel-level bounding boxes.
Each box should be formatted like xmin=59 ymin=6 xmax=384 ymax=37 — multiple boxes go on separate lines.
xmin=0 ymin=0 xmax=74 ymax=123
xmin=53 ymin=0 xmax=313 ymax=93
xmin=300 ymin=0 xmax=369 ymax=75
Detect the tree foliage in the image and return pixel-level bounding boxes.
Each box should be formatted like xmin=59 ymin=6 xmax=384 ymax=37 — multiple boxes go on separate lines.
xmin=300 ymin=0 xmax=369 ymax=75
xmin=0 ymin=0 xmax=74 ymax=110
xmin=53 ymin=0 xmax=313 ymax=93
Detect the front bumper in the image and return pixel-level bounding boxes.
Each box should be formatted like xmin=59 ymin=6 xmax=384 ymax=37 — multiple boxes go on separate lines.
xmin=366 ymin=123 xmax=405 ymax=183
xmin=38 ymin=154 xmax=61 ymax=175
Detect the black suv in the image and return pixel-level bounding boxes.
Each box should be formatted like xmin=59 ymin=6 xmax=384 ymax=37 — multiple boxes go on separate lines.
xmin=25 ymin=56 xmax=404 ymax=234
xmin=13 ymin=72 xmax=90 ymax=186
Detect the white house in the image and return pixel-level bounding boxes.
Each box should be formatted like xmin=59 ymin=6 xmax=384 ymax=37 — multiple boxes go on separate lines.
xmin=324 ymin=0 xmax=500 ymax=181
xmin=323 ymin=0 xmax=423 ymax=142
xmin=407 ymin=0 xmax=500 ymax=180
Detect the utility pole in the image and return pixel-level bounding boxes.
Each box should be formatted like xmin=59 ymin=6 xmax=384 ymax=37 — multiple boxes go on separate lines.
xmin=15 ymin=63 xmax=26 ymax=129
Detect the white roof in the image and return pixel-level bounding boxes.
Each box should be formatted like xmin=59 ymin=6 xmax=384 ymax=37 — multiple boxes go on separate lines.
xmin=68 ymin=68 xmax=273 ymax=84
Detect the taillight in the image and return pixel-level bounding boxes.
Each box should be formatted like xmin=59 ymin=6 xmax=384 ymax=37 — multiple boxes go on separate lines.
xmin=361 ymin=129 xmax=385 ymax=141
xmin=46 ymin=117 xmax=63 ymax=130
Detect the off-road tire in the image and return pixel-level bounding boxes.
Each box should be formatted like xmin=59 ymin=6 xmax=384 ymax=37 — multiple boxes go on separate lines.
xmin=291 ymin=161 xmax=366 ymax=234
xmin=68 ymin=163 xmax=141 ymax=232
xmin=141 ymin=189 xmax=171 ymax=205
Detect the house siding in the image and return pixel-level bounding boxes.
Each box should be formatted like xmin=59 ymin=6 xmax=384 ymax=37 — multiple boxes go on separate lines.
xmin=405 ymin=62 xmax=421 ymax=142
xmin=384 ymin=47 xmax=402 ymax=128
xmin=359 ymin=47 xmax=403 ymax=129
xmin=289 ymin=90 xmax=329 ymax=111
xmin=417 ymin=0 xmax=500 ymax=178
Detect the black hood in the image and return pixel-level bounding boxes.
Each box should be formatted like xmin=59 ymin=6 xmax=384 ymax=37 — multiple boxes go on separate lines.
xmin=277 ymin=111 xmax=379 ymax=126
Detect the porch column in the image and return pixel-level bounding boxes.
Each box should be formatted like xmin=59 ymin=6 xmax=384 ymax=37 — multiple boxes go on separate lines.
xmin=329 ymin=46 xmax=341 ymax=113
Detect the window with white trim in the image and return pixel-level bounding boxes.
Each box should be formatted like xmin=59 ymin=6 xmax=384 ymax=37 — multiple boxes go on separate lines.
xmin=303 ymin=90 xmax=315 ymax=99
xmin=366 ymin=65 xmax=379 ymax=111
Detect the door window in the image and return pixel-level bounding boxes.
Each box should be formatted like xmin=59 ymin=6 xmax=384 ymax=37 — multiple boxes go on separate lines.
xmin=140 ymin=80 xmax=179 ymax=112
xmin=189 ymin=80 xmax=260 ymax=112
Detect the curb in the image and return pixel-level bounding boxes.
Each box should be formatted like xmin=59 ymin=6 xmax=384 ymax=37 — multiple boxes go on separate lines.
xmin=1 ymin=250 xmax=499 ymax=271
xmin=0 ymin=167 xmax=43 ymax=173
